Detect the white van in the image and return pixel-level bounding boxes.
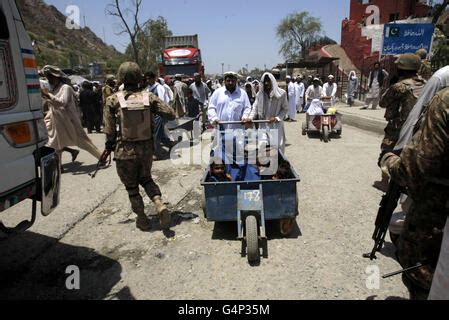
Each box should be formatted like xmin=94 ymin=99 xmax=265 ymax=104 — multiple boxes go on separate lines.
xmin=0 ymin=0 xmax=60 ymax=233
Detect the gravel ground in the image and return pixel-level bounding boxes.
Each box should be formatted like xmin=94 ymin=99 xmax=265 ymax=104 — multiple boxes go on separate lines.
xmin=0 ymin=119 xmax=409 ymax=300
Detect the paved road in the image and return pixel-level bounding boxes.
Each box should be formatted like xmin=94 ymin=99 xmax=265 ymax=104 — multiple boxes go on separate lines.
xmin=0 ymin=118 xmax=409 ymax=300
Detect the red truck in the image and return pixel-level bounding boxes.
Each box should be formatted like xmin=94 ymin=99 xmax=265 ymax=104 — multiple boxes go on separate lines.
xmin=159 ymin=35 xmax=205 ymax=81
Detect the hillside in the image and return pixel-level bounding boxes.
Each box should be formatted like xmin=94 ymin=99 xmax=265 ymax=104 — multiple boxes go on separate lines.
xmin=16 ymin=0 xmax=125 ymax=72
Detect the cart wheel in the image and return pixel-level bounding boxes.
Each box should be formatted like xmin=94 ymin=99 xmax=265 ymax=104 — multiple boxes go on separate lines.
xmin=301 ymin=123 xmax=307 ymax=136
xmin=280 ymin=218 xmax=296 ymax=236
xmin=323 ymin=126 xmax=329 ymax=143
xmin=337 ymin=129 xmax=342 ymax=136
xmin=246 ymin=215 xmax=259 ymax=263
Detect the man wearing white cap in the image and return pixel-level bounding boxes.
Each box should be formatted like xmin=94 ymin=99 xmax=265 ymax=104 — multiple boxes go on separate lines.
xmin=322 ymin=75 xmax=338 ymax=105
xmin=295 ymin=76 xmax=305 ymax=113
xmin=208 ymin=71 xmax=252 ymax=129
xmin=286 ymin=76 xmax=297 ymax=122
xmin=304 ymin=78 xmax=323 ymax=112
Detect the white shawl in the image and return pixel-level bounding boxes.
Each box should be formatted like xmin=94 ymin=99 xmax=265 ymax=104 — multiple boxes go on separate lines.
xmin=394 ymin=65 xmax=449 ymax=151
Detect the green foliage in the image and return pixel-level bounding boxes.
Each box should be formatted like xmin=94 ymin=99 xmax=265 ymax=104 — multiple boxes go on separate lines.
xmin=276 ymin=11 xmax=323 ymax=60
xmin=125 ymin=16 xmax=172 ymax=73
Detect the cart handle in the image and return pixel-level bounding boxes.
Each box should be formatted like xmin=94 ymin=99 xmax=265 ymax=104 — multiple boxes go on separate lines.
xmin=215 ymin=120 xmax=272 ymax=125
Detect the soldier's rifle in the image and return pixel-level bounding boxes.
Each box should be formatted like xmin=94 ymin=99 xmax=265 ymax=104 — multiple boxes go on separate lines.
xmin=89 ymin=150 xmax=112 ymax=179
xmin=363 ymin=180 xmax=403 ymax=260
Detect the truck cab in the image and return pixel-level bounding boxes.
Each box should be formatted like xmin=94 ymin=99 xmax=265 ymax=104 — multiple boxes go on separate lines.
xmin=159 ymin=34 xmax=205 ymax=81
xmin=0 ymin=0 xmax=60 ymax=234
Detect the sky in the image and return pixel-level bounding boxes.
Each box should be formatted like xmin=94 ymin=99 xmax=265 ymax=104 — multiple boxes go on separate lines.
xmin=45 ymin=0 xmax=351 ymax=74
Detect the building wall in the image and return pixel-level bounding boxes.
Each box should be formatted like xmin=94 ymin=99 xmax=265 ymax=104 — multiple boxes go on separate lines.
xmin=342 ymin=0 xmax=430 ymax=74
xmin=349 ymin=0 xmax=430 ymax=24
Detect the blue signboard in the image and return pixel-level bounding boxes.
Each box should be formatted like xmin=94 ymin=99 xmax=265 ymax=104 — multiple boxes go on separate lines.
xmin=382 ymin=23 xmax=434 ymax=56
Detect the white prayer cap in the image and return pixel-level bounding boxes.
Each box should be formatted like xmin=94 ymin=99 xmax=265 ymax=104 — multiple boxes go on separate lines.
xmin=286 ymin=75 xmax=292 ymax=80
xmin=224 ymin=71 xmax=239 ymax=79
xmin=328 ymin=75 xmax=335 ymax=79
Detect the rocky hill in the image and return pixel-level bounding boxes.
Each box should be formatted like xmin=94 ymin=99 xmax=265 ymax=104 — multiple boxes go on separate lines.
xmin=16 ymin=0 xmax=125 ymax=72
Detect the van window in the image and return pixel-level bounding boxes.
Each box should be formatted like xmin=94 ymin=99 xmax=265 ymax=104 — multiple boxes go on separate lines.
xmin=0 ymin=8 xmax=17 ymax=110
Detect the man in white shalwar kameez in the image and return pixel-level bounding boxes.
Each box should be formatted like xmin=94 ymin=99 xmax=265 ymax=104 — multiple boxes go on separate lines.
xmin=208 ymin=72 xmax=252 ymax=164
xmin=41 ymin=66 xmax=102 ymax=165
xmin=295 ymin=76 xmax=305 ymax=113
xmin=286 ymin=76 xmax=297 ymax=121
xmin=322 ymin=75 xmax=338 ymax=106
xmin=249 ymin=72 xmax=288 ymax=154
xmin=208 ymin=72 xmax=252 ymax=129
xmin=363 ymin=62 xmax=389 ymax=110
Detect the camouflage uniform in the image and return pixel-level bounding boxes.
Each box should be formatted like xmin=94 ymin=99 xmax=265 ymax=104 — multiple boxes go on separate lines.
xmin=379 ymin=76 xmax=426 ymax=156
xmin=418 ymin=60 xmax=432 ymax=81
xmin=381 ymin=87 xmax=449 ymax=299
xmin=102 ymin=84 xmax=114 ymax=107
xmin=416 ymin=49 xmax=432 ymax=81
xmin=104 ymin=62 xmax=176 ymax=231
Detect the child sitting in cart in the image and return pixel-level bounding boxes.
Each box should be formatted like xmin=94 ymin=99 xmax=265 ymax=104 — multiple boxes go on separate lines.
xmin=272 ymin=160 xmax=295 ymax=180
xmin=207 ymin=160 xmax=233 ymax=182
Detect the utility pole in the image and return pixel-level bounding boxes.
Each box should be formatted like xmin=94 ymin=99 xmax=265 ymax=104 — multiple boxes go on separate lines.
xmin=221 ymin=63 xmax=224 ymax=76
xmin=83 ymin=15 xmax=86 ymax=28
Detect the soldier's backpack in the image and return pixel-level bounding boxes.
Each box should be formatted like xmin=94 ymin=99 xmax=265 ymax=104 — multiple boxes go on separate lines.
xmin=116 ymin=91 xmax=153 ymax=142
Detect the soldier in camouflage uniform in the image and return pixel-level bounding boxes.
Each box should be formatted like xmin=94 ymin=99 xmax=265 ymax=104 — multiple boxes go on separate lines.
xmin=373 ymin=54 xmax=426 ymax=192
xmin=380 ymin=86 xmax=449 ymax=300
xmin=103 ymin=62 xmax=176 ymax=231
xmin=102 ymin=75 xmax=116 ymax=107
xmin=416 ymin=49 xmax=433 ymax=81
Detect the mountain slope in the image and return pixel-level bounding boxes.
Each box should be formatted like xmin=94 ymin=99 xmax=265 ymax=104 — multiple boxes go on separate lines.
xmin=16 ymin=0 xmax=125 ymax=71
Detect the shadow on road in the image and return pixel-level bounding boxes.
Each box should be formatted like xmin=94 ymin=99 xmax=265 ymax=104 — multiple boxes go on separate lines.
xmin=0 ymin=231 xmax=125 ymax=300
xmin=145 ymin=211 xmax=199 ymax=238
xmin=62 ymin=162 xmax=100 ymax=176
xmin=379 ymin=241 xmax=398 ymax=260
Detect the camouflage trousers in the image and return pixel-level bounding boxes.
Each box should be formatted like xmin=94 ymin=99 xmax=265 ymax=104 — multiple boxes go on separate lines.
xmin=397 ymin=200 xmax=446 ymax=300
xmin=116 ymin=156 xmax=162 ymax=215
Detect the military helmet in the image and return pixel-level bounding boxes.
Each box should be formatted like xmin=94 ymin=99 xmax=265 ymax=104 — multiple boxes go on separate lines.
xmin=116 ymin=62 xmax=142 ymax=85
xmin=394 ymin=54 xmax=422 ymax=71
xmin=415 ymin=48 xmax=428 ymax=60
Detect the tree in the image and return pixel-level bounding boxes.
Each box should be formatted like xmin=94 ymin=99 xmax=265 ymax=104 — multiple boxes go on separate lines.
xmin=128 ymin=16 xmax=172 ymax=72
xmin=309 ymin=36 xmax=337 ymax=49
xmin=276 ymin=12 xmax=322 ymax=61
xmin=106 ymin=0 xmax=143 ymax=65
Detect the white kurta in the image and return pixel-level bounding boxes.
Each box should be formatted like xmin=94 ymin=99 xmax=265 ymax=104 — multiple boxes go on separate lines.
xmin=295 ymin=82 xmax=305 ymax=111
xmin=287 ymin=82 xmax=297 ymax=120
xmin=45 ymin=83 xmax=101 ymax=159
xmin=322 ymin=82 xmax=338 ymax=105
xmin=305 ymin=85 xmax=323 ymax=102
xmin=250 ymin=73 xmax=289 ymax=154
xmin=208 ymin=86 xmax=252 ymax=130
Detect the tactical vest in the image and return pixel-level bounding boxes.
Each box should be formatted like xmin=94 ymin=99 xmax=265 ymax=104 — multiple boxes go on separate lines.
xmin=399 ymin=78 xmax=426 ymax=123
xmin=116 ymin=91 xmax=153 ymax=142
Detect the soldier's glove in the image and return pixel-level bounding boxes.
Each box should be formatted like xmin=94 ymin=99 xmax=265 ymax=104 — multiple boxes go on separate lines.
xmin=380 ymin=152 xmax=396 ymax=179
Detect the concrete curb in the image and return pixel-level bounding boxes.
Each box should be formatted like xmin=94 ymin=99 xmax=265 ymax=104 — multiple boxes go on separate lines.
xmin=339 ymin=111 xmax=386 ymax=135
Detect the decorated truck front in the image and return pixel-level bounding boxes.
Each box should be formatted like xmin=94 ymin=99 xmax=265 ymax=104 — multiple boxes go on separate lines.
xmin=159 ymin=34 xmax=205 ymax=80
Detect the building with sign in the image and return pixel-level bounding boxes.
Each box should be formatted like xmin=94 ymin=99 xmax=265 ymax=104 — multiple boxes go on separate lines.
xmin=341 ymin=0 xmax=431 ymax=75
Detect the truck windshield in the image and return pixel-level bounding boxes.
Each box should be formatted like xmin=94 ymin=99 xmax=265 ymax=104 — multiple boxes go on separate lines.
xmin=164 ymin=65 xmax=198 ymax=77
